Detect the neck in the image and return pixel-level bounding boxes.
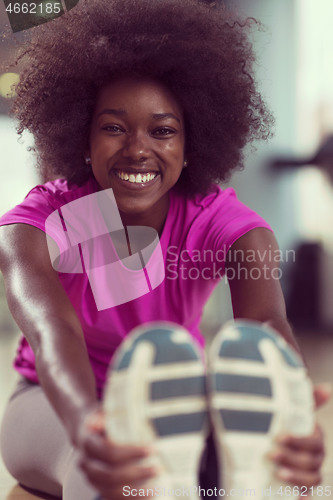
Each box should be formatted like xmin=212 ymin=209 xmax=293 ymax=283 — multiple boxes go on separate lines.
xmin=119 ymin=195 xmax=170 ymax=237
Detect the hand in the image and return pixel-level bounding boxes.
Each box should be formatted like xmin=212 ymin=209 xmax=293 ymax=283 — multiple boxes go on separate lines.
xmin=76 ymin=407 xmax=157 ymax=500
xmin=269 ymin=384 xmax=331 ymax=487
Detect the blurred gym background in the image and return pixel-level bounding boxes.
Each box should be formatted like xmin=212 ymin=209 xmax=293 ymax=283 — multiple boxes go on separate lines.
xmin=2 ymin=0 xmax=332 ymax=333
xmin=0 ymin=1 xmax=333 ymax=498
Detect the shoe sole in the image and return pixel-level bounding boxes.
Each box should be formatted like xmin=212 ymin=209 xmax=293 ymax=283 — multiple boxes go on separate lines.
xmin=103 ymin=322 xmax=209 ymax=499
xmin=208 ymin=320 xmax=314 ymax=500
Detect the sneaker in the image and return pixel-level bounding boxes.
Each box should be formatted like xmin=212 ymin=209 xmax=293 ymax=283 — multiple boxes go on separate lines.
xmin=207 ymin=320 xmax=315 ymax=500
xmin=103 ymin=322 xmax=209 ymax=499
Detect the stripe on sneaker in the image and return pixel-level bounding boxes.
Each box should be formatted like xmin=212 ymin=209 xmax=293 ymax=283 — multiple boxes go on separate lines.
xmin=215 ymin=374 xmax=272 ymax=397
xmin=219 ymin=324 xmax=303 ymax=368
xmin=218 ymin=340 xmax=264 ymax=362
xmin=151 ymin=376 xmax=205 ymax=400
xmin=116 ymin=329 xmax=199 ymax=370
xmin=152 ymin=412 xmax=207 ymax=436
xmin=219 ymin=409 xmax=273 ymax=432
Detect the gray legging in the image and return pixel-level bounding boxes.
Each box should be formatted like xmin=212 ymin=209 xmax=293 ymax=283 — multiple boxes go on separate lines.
xmin=1 ymin=378 xmax=217 ymax=500
xmin=0 ymin=377 xmax=98 ymax=500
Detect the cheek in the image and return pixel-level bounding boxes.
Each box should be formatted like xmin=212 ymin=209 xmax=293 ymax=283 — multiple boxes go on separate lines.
xmin=90 ymin=139 xmax=110 ymax=159
xmin=162 ymin=138 xmax=185 ymax=160
xmin=89 ymin=132 xmax=123 ymax=158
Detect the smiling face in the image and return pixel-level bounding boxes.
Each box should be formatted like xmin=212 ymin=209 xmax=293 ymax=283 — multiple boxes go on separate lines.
xmin=88 ymin=76 xmax=185 ymax=232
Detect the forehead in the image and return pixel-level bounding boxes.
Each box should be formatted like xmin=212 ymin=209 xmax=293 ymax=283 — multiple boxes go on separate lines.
xmin=94 ymin=77 xmax=183 ymax=116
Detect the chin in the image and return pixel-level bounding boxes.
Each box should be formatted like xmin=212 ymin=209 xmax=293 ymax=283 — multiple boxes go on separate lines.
xmin=116 ymin=199 xmax=151 ymax=215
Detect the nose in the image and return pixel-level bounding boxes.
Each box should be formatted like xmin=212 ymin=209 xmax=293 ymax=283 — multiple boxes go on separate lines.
xmin=122 ymin=131 xmax=150 ymax=161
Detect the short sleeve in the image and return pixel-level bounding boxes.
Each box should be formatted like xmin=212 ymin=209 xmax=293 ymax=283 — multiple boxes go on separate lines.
xmin=0 ymin=177 xmax=98 ymax=232
xmin=185 ymin=187 xmax=273 ymax=276
xmin=0 ymin=188 xmax=60 ymax=233
xmin=0 ymin=178 xmax=98 ymax=272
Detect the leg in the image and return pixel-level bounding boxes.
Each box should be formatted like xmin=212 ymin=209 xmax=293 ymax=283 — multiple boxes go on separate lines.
xmin=0 ymin=377 xmax=98 ymax=500
xmin=208 ymin=320 xmax=315 ymax=500
xmin=199 ymin=431 xmax=219 ymax=497
xmin=103 ymin=322 xmax=209 ymax=499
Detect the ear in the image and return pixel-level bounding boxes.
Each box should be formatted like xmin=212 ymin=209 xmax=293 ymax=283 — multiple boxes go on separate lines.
xmin=183 ymin=147 xmax=188 ymax=168
xmin=84 ymin=149 xmax=91 ymax=166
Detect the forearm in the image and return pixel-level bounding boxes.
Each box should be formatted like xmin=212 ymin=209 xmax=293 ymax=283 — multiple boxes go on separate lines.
xmin=5 ymin=264 xmax=98 ymax=445
xmin=232 ymin=299 xmax=302 ymax=356
xmin=262 ymin=317 xmax=301 ymax=355
xmin=1 ymin=226 xmax=98 ymax=448
xmin=226 ymin=229 xmax=302 ymax=356
xmin=34 ymin=316 xmax=98 ymax=445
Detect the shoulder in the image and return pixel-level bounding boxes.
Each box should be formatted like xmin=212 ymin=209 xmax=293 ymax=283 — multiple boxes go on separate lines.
xmin=21 ymin=176 xmax=99 ymax=209
xmin=0 ymin=177 xmax=99 ymax=271
xmin=0 ymin=176 xmax=99 ymax=230
xmin=180 ymin=184 xmax=272 ymax=250
xmin=177 ymin=184 xmax=236 ymax=211
xmin=179 ymin=184 xmax=270 ymax=227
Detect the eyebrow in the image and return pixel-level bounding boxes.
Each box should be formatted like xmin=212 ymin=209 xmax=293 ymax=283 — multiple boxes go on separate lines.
xmin=96 ymin=108 xmax=126 ymax=118
xmin=96 ymin=109 xmax=180 ymax=123
xmin=151 ymin=113 xmax=181 ymax=123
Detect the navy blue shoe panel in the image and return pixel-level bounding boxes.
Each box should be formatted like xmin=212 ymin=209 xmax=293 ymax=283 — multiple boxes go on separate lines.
xmin=152 ymin=412 xmax=208 ymax=436
xmin=215 ymin=374 xmax=272 ymax=397
xmin=219 ymin=409 xmax=273 ymax=432
xmin=151 ymin=376 xmax=206 ymax=400
xmin=218 ymin=324 xmax=302 ymax=368
xmin=116 ymin=327 xmax=199 ymax=371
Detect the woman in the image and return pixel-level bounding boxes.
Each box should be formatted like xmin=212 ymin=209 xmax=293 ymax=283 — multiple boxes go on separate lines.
xmin=0 ymin=0 xmax=328 ymax=498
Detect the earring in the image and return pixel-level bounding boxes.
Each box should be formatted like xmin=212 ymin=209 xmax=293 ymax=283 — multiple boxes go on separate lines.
xmin=85 ymin=157 xmax=91 ymax=166
xmin=183 ymin=160 xmax=188 ymax=168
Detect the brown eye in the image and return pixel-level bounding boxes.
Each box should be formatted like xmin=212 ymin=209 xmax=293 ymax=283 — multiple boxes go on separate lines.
xmin=152 ymin=127 xmax=176 ymax=137
xmin=102 ymin=125 xmax=124 ymax=134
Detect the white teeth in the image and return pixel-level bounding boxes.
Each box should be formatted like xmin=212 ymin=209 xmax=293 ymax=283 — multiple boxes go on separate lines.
xmin=116 ymin=171 xmax=157 ymax=184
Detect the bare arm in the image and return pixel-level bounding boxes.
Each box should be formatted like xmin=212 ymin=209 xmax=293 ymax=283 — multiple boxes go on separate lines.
xmin=226 ymin=227 xmax=299 ymax=352
xmin=0 ymin=223 xmax=98 ymax=444
xmin=226 ymin=227 xmax=328 ymax=487
xmin=0 ymin=223 xmax=156 ymax=498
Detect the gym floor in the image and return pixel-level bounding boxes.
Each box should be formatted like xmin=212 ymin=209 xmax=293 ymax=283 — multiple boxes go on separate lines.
xmin=1 ymin=329 xmax=333 ymax=500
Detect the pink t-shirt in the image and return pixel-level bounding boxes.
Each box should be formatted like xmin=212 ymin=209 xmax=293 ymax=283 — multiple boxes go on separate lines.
xmin=0 ymin=177 xmax=272 ymax=396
